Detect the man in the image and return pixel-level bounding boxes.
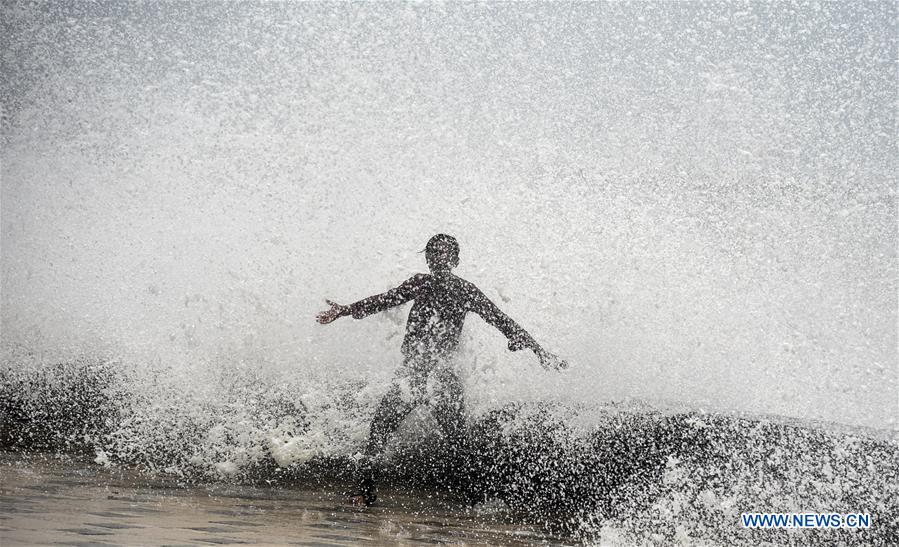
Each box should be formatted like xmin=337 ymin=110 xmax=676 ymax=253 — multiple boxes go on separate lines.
xmin=316 ymin=234 xmax=566 ymax=505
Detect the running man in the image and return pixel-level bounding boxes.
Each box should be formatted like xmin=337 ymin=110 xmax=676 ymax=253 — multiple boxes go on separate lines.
xmin=316 ymin=234 xmax=566 ymax=505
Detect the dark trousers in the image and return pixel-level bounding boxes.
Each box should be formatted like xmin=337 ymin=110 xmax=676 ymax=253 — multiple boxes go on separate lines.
xmin=357 ymin=354 xmax=466 ymax=493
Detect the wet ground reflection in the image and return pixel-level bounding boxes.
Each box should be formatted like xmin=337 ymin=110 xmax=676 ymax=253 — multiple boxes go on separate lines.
xmin=0 ymin=452 xmax=568 ymax=546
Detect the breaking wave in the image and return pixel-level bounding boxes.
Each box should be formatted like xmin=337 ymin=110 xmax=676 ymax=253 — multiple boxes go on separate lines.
xmin=2 ymin=359 xmax=896 ymax=545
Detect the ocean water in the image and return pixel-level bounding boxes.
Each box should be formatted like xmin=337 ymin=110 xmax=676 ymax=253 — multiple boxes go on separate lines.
xmin=2 ymin=2 xmax=896 ymax=545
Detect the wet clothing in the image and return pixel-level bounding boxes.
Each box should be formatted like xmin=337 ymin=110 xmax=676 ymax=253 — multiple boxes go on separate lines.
xmin=349 ymin=272 xmax=540 ymax=358
xmin=349 ymin=272 xmax=539 ymax=500
xmin=365 ymin=354 xmax=465 ymax=457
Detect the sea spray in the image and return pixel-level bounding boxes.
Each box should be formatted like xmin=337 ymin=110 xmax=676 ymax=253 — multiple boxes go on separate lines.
xmin=2 ymin=359 xmax=896 ymax=544
xmin=2 ymin=2 xmax=895 ymax=432
xmin=2 ymin=2 xmax=896 ymax=545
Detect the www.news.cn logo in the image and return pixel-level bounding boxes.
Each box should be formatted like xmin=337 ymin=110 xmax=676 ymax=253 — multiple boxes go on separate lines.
xmin=741 ymin=513 xmax=871 ymax=529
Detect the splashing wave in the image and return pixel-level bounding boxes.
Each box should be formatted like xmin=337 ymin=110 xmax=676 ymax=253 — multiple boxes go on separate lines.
xmin=2 ymin=359 xmax=895 ymax=544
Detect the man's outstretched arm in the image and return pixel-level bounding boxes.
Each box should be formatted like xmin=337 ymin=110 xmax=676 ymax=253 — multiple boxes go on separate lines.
xmin=469 ymin=288 xmax=568 ymax=370
xmin=316 ymin=274 xmax=424 ymax=324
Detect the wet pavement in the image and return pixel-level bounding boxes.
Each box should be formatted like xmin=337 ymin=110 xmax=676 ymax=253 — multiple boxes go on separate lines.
xmin=0 ymin=451 xmax=567 ymax=546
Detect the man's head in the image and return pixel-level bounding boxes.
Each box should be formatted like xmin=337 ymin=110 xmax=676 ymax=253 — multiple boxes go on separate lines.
xmin=424 ymin=234 xmax=460 ymax=274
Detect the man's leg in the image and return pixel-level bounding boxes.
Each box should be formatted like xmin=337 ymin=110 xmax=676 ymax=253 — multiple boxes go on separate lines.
xmin=352 ymin=382 xmax=415 ymax=505
xmin=431 ymin=366 xmax=466 ymax=451
xmin=365 ymin=383 xmax=415 ymax=457
xmin=431 ymin=366 xmax=486 ymax=503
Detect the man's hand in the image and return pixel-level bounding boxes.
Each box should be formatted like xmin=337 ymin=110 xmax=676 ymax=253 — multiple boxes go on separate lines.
xmin=507 ymin=337 xmax=528 ymax=351
xmin=316 ymin=299 xmax=349 ymax=324
xmin=535 ymin=347 xmax=568 ymax=371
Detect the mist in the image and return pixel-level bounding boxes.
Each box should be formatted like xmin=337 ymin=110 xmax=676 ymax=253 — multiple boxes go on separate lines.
xmin=2 ymin=2 xmax=895 ymax=430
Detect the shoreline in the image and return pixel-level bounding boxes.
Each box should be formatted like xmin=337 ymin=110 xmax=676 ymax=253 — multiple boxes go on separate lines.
xmin=0 ymin=450 xmax=566 ymax=546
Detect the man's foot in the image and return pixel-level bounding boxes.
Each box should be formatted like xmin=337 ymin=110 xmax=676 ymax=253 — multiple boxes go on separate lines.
xmin=348 ymin=456 xmax=378 ymax=506
xmin=346 ymin=491 xmax=377 ymax=506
